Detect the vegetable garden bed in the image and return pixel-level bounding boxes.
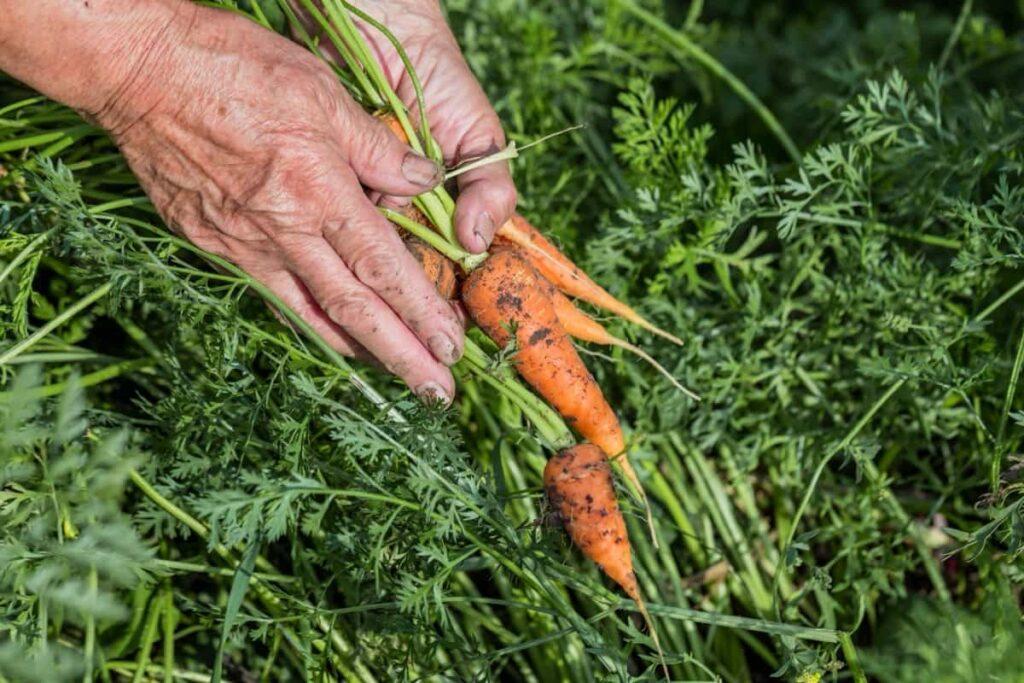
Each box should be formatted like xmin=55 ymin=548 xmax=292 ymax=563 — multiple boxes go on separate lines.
xmin=2 ymin=1 xmax=1024 ymax=681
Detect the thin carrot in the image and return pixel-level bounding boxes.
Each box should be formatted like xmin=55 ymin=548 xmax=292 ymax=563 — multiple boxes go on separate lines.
xmin=539 ymin=276 xmax=700 ymax=401
xmin=496 ymin=215 xmax=684 ymax=346
xmin=461 ymin=248 xmax=657 ymax=543
xmin=461 ymin=249 xmax=623 ymax=454
xmin=545 ymin=444 xmax=667 ymax=678
xmin=404 ymin=234 xmax=457 ymax=299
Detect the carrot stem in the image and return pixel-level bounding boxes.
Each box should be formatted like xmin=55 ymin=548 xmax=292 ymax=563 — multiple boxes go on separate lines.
xmin=381 ymin=208 xmax=485 ymax=271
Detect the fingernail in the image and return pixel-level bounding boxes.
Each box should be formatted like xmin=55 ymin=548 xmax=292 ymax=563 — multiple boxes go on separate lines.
xmin=379 ymin=195 xmax=412 ymax=210
xmin=429 ymin=333 xmax=461 ymax=365
xmin=470 ymin=212 xmax=494 ymax=253
xmin=402 ymin=153 xmax=442 ymax=187
xmin=416 ymin=381 xmax=452 ymax=405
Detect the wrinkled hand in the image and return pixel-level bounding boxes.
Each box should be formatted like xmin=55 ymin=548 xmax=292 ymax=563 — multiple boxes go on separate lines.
xmin=95 ymin=3 xmax=474 ymax=401
xmin=348 ymin=0 xmax=518 ymax=252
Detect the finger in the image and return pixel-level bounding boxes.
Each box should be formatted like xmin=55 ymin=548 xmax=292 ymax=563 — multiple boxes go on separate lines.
xmin=450 ymin=300 xmax=468 ymax=330
xmin=454 ymin=151 xmax=517 ymax=254
xmin=323 ymin=176 xmax=464 ymax=365
xmin=259 ymin=269 xmax=376 ymax=365
xmin=384 ymin=42 xmax=518 ymax=253
xmin=335 ymin=98 xmax=442 ymax=197
xmin=284 ymin=234 xmax=456 ymax=403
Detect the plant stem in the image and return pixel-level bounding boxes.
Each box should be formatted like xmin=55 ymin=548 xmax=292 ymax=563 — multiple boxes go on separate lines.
xmin=838 ymin=632 xmax=868 ymax=683
xmin=0 ymin=281 xmax=113 ymax=365
xmin=380 ymin=207 xmax=485 ymax=271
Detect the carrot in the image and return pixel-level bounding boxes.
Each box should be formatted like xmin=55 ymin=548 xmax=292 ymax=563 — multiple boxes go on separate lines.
xmin=404 ymin=234 xmax=457 ymax=300
xmin=461 ymin=248 xmax=658 ymax=543
xmin=539 ymin=277 xmax=700 ymax=401
xmin=461 ymin=249 xmax=623 ymax=454
xmin=378 ymin=111 xmax=410 ymax=144
xmin=545 ymin=444 xmax=666 ymax=677
xmin=496 ymin=215 xmax=684 ymax=346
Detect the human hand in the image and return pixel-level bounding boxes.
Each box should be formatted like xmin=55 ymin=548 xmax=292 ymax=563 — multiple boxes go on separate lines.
xmin=312 ymin=0 xmax=518 ymax=253
xmin=90 ymin=2 xmax=468 ymax=402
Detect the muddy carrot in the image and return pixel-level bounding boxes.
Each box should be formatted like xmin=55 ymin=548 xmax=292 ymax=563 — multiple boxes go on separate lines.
xmin=404 ymin=234 xmax=458 ymax=300
xmin=496 ymin=215 xmax=684 ymax=346
xmin=545 ymin=444 xmax=667 ymax=677
xmin=461 ymin=248 xmax=656 ymax=541
xmin=539 ymin=277 xmax=699 ymax=401
xmin=461 ymin=249 xmax=623 ymax=454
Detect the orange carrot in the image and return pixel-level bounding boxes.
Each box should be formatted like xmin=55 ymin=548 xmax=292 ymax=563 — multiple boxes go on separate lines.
xmin=461 ymin=249 xmax=623 ymax=454
xmin=461 ymin=248 xmax=656 ymax=541
xmin=539 ymin=277 xmax=699 ymax=401
xmin=545 ymin=444 xmax=666 ymax=677
xmin=378 ymin=111 xmax=410 ymax=144
xmin=462 ymin=249 xmax=655 ymax=544
xmin=496 ymin=215 xmax=684 ymax=346
xmin=404 ymin=234 xmax=458 ymax=300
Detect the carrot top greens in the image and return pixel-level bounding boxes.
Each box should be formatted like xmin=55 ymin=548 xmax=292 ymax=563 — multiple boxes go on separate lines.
xmin=3 ymin=1 xmax=1024 ymax=681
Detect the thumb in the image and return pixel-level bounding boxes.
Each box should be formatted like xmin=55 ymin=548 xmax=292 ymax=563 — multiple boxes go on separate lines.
xmin=342 ymin=106 xmax=443 ymax=197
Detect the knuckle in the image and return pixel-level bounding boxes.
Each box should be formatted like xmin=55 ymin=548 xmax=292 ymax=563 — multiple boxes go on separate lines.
xmin=295 ymin=61 xmax=342 ymax=106
xmin=357 ymin=125 xmax=396 ymax=168
xmin=349 ymin=241 xmax=404 ymax=292
xmin=321 ymin=287 xmax=376 ymax=331
xmin=384 ymin=354 xmax=415 ymax=380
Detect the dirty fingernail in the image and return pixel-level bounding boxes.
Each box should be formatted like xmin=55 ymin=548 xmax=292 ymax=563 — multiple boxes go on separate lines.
xmin=428 ymin=333 xmax=461 ymax=365
xmin=402 ymin=153 xmax=442 ymax=187
xmin=416 ymin=381 xmax=452 ymax=405
xmin=470 ymin=212 xmax=494 ymax=253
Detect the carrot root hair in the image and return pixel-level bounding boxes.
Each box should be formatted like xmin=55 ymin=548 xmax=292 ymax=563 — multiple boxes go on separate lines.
xmin=627 ymin=584 xmax=669 ymax=682
xmin=609 ymin=338 xmax=700 ymax=402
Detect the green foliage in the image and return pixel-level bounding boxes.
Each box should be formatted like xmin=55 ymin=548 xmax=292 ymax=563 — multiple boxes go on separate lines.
xmin=0 ymin=368 xmax=153 ymax=681
xmin=3 ymin=1 xmax=1024 ymax=681
xmin=863 ymin=577 xmax=1024 ymax=681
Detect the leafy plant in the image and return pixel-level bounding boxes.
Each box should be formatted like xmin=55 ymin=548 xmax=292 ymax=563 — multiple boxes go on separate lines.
xmin=3 ymin=0 xmax=1024 ymax=681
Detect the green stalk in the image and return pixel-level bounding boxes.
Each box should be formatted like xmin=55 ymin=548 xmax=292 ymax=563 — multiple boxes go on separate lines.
xmin=162 ymin=585 xmax=175 ymax=683
xmin=839 ymin=632 xmax=868 ymax=683
xmin=380 ymin=207 xmax=485 ymax=271
xmin=0 ymin=358 xmax=153 ymax=401
xmin=130 ymin=595 xmax=163 ymax=683
xmin=341 ymin=1 xmax=438 ymax=161
xmin=0 ymin=281 xmax=113 ymax=365
xmin=319 ymin=0 xmax=420 ymax=152
xmin=82 ymin=567 xmax=98 ymax=683
xmin=288 ymin=0 xmax=380 ymax=105
xmin=993 ymin=321 xmax=1024 ymax=491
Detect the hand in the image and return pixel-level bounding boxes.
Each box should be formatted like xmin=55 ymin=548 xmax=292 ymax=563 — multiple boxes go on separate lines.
xmin=336 ymin=0 xmax=518 ymax=253
xmin=91 ymin=3 xmax=468 ymax=402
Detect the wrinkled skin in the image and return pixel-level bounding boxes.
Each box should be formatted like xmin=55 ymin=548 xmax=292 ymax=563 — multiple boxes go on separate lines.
xmin=346 ymin=0 xmax=517 ymax=248
xmin=89 ymin=1 xmax=516 ymax=402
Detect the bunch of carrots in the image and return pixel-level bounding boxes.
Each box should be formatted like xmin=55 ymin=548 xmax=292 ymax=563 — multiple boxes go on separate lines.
xmin=402 ymin=199 xmax=681 ymax=673
xmin=386 ymin=115 xmax=687 ymax=675
xmin=278 ymin=1 xmax=697 ymax=674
